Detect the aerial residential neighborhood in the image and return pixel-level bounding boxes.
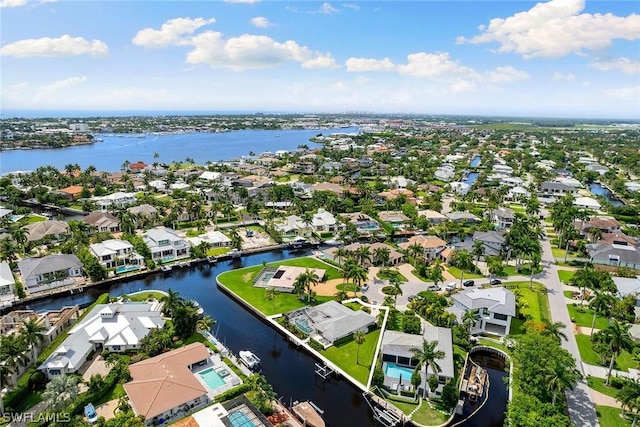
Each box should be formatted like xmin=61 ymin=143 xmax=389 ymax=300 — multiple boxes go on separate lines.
xmin=0 ymin=113 xmax=639 ymax=427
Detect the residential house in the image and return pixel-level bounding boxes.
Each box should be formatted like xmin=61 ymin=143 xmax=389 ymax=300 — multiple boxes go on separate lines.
xmin=40 ymin=301 xmax=164 ymax=379
xmin=128 ymin=204 xmax=159 ymax=227
xmin=311 ymin=182 xmax=344 ymax=196
xmin=344 ymin=213 xmax=381 ymax=235
xmin=128 ymin=162 xmax=148 ymax=173
xmin=24 ymin=220 xmax=69 ymax=242
xmin=377 ymin=189 xmax=417 ymax=205
xmin=435 ymin=164 xmax=456 ymax=182
xmin=625 ymin=182 xmax=640 ymax=193
xmin=276 ymin=215 xmax=311 ymax=238
xmin=198 ymin=171 xmax=221 ymax=182
xmin=388 ymin=176 xmax=416 ymax=190
xmin=455 ymin=231 xmax=507 ymax=259
xmin=18 ymin=254 xmax=83 ymax=291
xmin=574 ymin=197 xmax=601 ymax=211
xmin=493 ymin=207 xmax=515 ymax=230
xmin=381 ymin=327 xmax=454 ymax=397
xmin=93 ymin=191 xmax=137 ymax=211
xmin=576 ymin=216 xmax=622 ymax=236
xmin=612 ymin=276 xmax=640 ymax=305
xmin=56 ymin=185 xmax=84 ymax=200
xmin=448 ymin=287 xmax=516 ymax=337
xmin=0 ymin=206 xmax=13 ymax=221
xmin=143 ymin=227 xmax=190 ymax=263
xmin=448 ymin=182 xmax=470 ymax=196
xmin=311 ymin=208 xmax=343 ymax=233
xmin=399 ymin=235 xmax=448 ymax=261
xmin=585 ymin=163 xmax=610 ymax=175
xmin=89 ymin=239 xmax=144 ymax=269
xmin=82 ymin=211 xmax=121 ymax=233
xmin=124 ymin=343 xmax=212 ymax=426
xmin=378 ymin=211 xmax=412 ymax=230
xmin=187 ymin=231 xmax=232 ymax=248
xmin=0 ymin=262 xmax=15 ymax=304
xmin=322 ymin=242 xmax=404 ymax=266
xmin=445 ymin=212 xmax=481 ymax=225
xmin=539 ymin=182 xmax=577 ymax=200
xmin=587 ymin=242 xmax=640 ymax=270
xmin=506 ymin=186 xmax=530 ymax=201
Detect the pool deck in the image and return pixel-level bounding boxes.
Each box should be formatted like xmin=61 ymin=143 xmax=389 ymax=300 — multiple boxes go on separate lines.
xmin=192 ymin=353 xmax=243 ymax=399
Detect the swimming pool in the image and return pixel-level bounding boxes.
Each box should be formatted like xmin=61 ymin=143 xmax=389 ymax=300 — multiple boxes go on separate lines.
xmin=228 ymin=410 xmax=257 ymax=427
xmin=198 ymin=367 xmax=226 ymax=389
xmin=385 ymin=362 xmax=415 ymax=380
xmin=115 ymin=265 xmax=140 ymax=274
xmin=294 ymin=318 xmax=313 ymax=334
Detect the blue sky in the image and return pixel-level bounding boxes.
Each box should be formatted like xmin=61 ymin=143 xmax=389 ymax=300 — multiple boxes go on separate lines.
xmin=1 ymin=0 xmax=639 ymax=119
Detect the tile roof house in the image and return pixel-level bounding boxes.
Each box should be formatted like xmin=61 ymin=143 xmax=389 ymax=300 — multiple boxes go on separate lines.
xmin=144 ymin=227 xmax=190 ymax=263
xmin=18 ymin=254 xmax=83 ymax=291
xmin=124 ymin=343 xmax=211 ymax=426
xmin=398 ymin=235 xmax=448 ymax=261
xmin=40 ymin=301 xmax=164 ymax=379
xmin=418 ymin=210 xmax=448 ymax=225
xmin=381 ymin=327 xmax=454 ymax=397
xmin=448 ymin=287 xmax=516 ymax=337
xmin=24 ymin=220 xmax=69 ymax=242
xmin=82 ymin=211 xmax=121 ymax=233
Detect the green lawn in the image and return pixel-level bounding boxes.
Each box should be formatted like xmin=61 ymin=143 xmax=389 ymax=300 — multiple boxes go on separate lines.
xmin=478 ymin=338 xmax=510 ymax=355
xmin=377 ymin=269 xmax=408 ymax=282
xmin=411 ymin=401 xmax=450 ymax=425
xmin=510 ymin=317 xmax=527 ymax=335
xmin=588 ymin=376 xmax=620 ymax=398
xmin=576 ymin=334 xmax=636 ymax=371
xmin=506 ymin=281 xmax=551 ymax=322
xmin=125 ymin=291 xmax=166 ymax=301
xmin=564 ymin=290 xmax=575 ymax=298
xmin=94 ymin=383 xmax=125 ymax=406
xmin=320 ymin=329 xmax=380 ymax=385
xmin=447 ymin=266 xmax=483 ymax=279
xmin=216 ymin=257 xmax=339 ymax=315
xmin=567 ymin=304 xmax=610 ymax=330
xmin=207 ymin=247 xmax=230 ymax=256
xmin=558 ymin=270 xmax=576 ymax=284
xmin=503 ymin=265 xmax=542 ymax=276
xmin=20 ymin=214 xmax=47 ymax=224
xmin=596 ymin=405 xmax=632 ymax=427
xmin=552 ymin=247 xmax=567 ymax=258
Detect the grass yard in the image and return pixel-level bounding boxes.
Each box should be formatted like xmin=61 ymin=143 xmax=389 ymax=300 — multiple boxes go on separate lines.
xmin=448 ymin=266 xmax=483 ymax=280
xmin=558 ymin=270 xmax=576 ymax=284
xmin=567 ymin=304 xmax=610 ymax=330
xmin=216 ymin=257 xmax=339 ymax=315
xmin=377 ymin=269 xmax=408 ymax=282
xmin=207 ymin=247 xmax=230 ymax=256
xmin=596 ymin=405 xmax=632 ymax=427
xmin=552 ymin=247 xmax=567 ymax=258
xmin=588 ymin=376 xmax=621 ymax=398
xmin=478 ymin=338 xmax=510 ymax=355
xmin=503 ymin=265 xmax=543 ymax=276
xmin=564 ymin=290 xmax=575 ymax=298
xmin=94 ymin=383 xmax=126 ymax=406
xmin=411 ymin=401 xmax=450 ymax=425
xmin=506 ymin=281 xmax=551 ymax=322
xmin=576 ymin=335 xmax=636 ymax=371
xmin=125 ymin=290 xmax=166 ymax=301
xmin=320 ymin=329 xmax=380 ymax=385
xmin=20 ymin=214 xmax=47 ymax=224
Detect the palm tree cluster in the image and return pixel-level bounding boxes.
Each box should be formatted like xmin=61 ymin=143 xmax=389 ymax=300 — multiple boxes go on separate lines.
xmin=410 ymin=291 xmax=457 ymax=328
xmin=505 ymin=213 xmax=542 ymax=280
xmin=293 ymin=268 xmax=321 ymax=302
xmin=161 ymin=289 xmax=213 ymax=339
xmin=409 ymin=339 xmax=445 ymax=399
xmin=593 ymin=320 xmax=635 ymax=385
xmin=0 ymin=318 xmax=48 ymax=388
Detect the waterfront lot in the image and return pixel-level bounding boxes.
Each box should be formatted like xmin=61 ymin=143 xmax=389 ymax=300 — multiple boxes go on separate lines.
xmin=320 ymin=329 xmax=380 ymax=386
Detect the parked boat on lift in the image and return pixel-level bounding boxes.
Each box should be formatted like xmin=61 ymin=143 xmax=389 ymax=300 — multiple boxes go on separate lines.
xmin=292 ymin=400 xmax=325 ymax=427
xmin=239 ymin=350 xmax=261 ymax=372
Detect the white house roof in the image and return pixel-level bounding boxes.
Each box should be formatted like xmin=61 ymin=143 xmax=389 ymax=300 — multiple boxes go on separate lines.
xmin=90 ymin=239 xmax=133 ymax=257
xmin=451 ymin=287 xmax=516 ymax=317
xmin=0 ymin=262 xmax=14 ymax=288
xmin=574 ymin=197 xmax=601 ymax=210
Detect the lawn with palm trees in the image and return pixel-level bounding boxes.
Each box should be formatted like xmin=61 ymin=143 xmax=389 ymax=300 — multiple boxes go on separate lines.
xmin=320 ymin=329 xmax=380 ymax=385
xmin=216 ymin=257 xmax=340 ymax=315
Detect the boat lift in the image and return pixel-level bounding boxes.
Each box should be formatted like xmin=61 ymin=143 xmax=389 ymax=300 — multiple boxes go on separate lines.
xmin=314 ymin=363 xmax=335 ymax=380
xmin=362 ymin=388 xmax=404 ymax=427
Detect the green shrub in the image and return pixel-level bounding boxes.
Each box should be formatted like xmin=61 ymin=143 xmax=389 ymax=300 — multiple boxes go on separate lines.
xmin=214 ymin=384 xmax=251 ymax=403
xmin=309 ymin=338 xmax=323 ymax=351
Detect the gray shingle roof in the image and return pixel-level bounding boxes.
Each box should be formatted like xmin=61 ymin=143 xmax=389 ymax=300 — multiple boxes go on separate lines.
xmin=18 ymin=254 xmax=82 ymax=282
xmin=451 ymin=287 xmax=516 ymax=317
xmin=381 ymin=327 xmax=454 ymax=378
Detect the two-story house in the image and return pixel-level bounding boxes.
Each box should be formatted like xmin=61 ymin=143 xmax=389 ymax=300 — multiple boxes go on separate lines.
xmin=89 ymin=239 xmax=144 ymax=269
xmin=82 ymin=211 xmax=121 ymax=233
xmin=448 ymin=287 xmax=516 ymax=337
xmin=17 ymin=254 xmax=84 ymax=291
xmin=143 ymin=227 xmax=190 ymax=263
xmin=399 ymin=235 xmax=448 ymax=261
xmin=94 ymin=192 xmax=137 ymax=212
xmin=492 ymin=207 xmax=515 ymax=230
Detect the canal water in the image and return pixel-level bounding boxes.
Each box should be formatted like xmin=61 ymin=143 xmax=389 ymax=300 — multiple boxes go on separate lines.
xmin=0 ymin=127 xmax=359 ymax=174
xmin=19 ymin=249 xmax=376 ymax=427
xmin=589 ymin=182 xmax=624 ymax=207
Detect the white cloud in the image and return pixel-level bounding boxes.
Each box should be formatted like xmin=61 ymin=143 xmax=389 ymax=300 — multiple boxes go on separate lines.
xmin=484 ymin=66 xmax=529 ymax=84
xmin=458 ymin=0 xmax=640 ymax=59
xmin=302 ymin=53 xmax=339 ymax=69
xmin=0 ymin=0 xmax=26 ymax=8
xmin=345 ymin=57 xmax=395 ymax=72
xmin=602 ymin=85 xmax=640 ymax=100
xmin=225 ymin=0 xmax=260 ymax=3
xmin=318 ymin=2 xmax=338 ymax=14
xmin=251 ymin=16 xmax=272 ymax=28
xmin=40 ymin=76 xmax=87 ymax=94
xmin=398 ymin=52 xmax=479 ymax=80
xmin=0 ymin=35 xmax=108 ymax=58
xmin=552 ymin=71 xmax=576 ymax=81
xmin=342 ymin=3 xmax=359 ymax=10
xmin=592 ymin=57 xmax=640 ymax=75
xmin=133 ymin=17 xmax=215 ymax=48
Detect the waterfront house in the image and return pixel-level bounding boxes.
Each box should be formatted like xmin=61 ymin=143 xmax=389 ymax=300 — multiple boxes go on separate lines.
xmin=143 ymin=227 xmax=190 ymax=263
xmin=445 ymin=211 xmax=481 ymax=225
xmin=575 ymin=216 xmax=622 ymax=236
xmin=625 ymin=182 xmax=640 ymax=193
xmin=344 ymin=212 xmax=381 ymax=235
xmin=435 ymin=165 xmax=456 ymax=182
xmin=284 ymin=301 xmax=376 ymax=347
xmin=253 ymin=265 xmax=326 ymax=293
xmin=399 ymin=235 xmax=448 ymax=261
xmin=56 ymin=185 xmax=84 ymax=200
xmin=276 ymin=215 xmax=312 ymax=238
xmin=0 ymin=261 xmax=15 ymax=298
xmin=418 ymin=210 xmax=448 ymax=225
xmin=574 ymin=197 xmax=601 ymax=211
xmin=187 ymin=230 xmax=231 ymax=248
xmin=322 ymin=242 xmax=404 ymax=267
xmin=448 ymin=181 xmax=470 ymax=196
xmin=82 ymin=211 xmax=120 ymax=233
xmin=128 ymin=161 xmax=148 ymax=173
xmin=311 ymin=208 xmax=343 ymax=233
xmin=448 ymin=287 xmax=516 ymax=337
xmin=18 ymin=254 xmax=83 ymax=292
xmin=40 ymin=301 xmax=164 ymax=379
xmin=93 ymin=191 xmax=137 ymax=212
xmin=89 ymin=239 xmax=144 ymax=269
xmin=24 ymin=220 xmax=70 ymax=242
xmin=378 ymin=211 xmax=412 ymax=230
xmin=124 ymin=343 xmax=211 ymax=426
xmin=381 ymin=327 xmax=454 ymax=397
xmin=539 ymin=182 xmax=577 ymax=200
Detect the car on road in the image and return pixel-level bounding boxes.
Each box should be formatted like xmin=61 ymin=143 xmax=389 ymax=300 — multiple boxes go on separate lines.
xmin=490 ymin=279 xmax=502 ymax=285
xmin=463 ymin=280 xmax=475 ymax=287
xmin=445 ymin=281 xmax=456 ymax=291
xmin=407 ymin=294 xmax=417 ymax=302
xmin=427 ymin=284 xmax=441 ymax=292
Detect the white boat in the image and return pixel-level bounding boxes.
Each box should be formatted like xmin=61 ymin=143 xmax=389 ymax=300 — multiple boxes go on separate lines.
xmin=239 ymin=350 xmax=261 ymax=372
xmin=292 ymin=401 xmax=325 ymax=427
xmin=191 ymin=300 xmax=205 ymax=316
xmin=161 ymin=265 xmax=172 ymax=273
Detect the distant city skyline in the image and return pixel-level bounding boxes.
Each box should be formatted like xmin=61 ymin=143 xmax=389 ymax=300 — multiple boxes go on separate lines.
xmin=1 ymin=0 xmax=639 ymax=119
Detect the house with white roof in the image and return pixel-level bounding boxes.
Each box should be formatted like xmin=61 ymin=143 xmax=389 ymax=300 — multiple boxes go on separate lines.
xmin=493 ymin=207 xmax=515 ymax=230
xmin=574 ymin=197 xmax=601 ymax=211
xmin=0 ymin=261 xmax=15 ymax=301
xmin=39 ymin=301 xmax=164 ymax=379
xmin=625 ymin=182 xmax=640 ymax=193
xmin=187 ymin=230 xmax=231 ymax=248
xmin=612 ymin=276 xmax=640 ymax=305
xmin=435 ymin=164 xmax=456 ymax=182
xmin=89 ymin=239 xmax=143 ymax=269
xmin=94 ymin=192 xmax=137 ymax=212
xmin=506 ymin=186 xmax=530 ymax=201
xmin=143 ymin=227 xmax=190 ymax=263
xmin=448 ymin=287 xmax=516 ymax=337
xmin=311 ymin=208 xmax=343 ymax=233
xmin=199 ymin=171 xmax=221 ymax=181
xmin=448 ymin=181 xmax=470 ymax=196
xmin=381 ymin=326 xmax=454 ymax=397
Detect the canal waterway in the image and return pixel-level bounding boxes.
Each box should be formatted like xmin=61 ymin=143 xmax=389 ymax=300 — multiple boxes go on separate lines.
xmin=0 ymin=127 xmax=359 ymax=174
xmin=589 ymin=182 xmax=624 ymax=207
xmin=19 ymin=248 xmax=376 ymax=427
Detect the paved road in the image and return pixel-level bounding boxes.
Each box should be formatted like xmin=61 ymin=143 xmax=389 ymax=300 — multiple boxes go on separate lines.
xmin=538 ymin=238 xmax=601 ymax=427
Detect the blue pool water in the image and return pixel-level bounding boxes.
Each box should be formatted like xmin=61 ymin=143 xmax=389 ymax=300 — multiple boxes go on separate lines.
xmin=385 ymin=362 xmax=415 ymax=380
xmin=198 ymin=367 xmax=226 ymax=389
xmin=228 ymin=411 xmax=256 ymax=427
xmin=295 ymin=318 xmax=313 ymax=334
xmin=115 ymin=265 xmax=140 ymax=274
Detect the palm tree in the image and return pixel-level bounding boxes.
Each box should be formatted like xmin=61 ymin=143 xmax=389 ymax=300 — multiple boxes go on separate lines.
xmin=391 ymin=277 xmax=402 ymax=303
xmin=196 ymin=314 xmax=216 ymax=333
xmin=354 ymin=331 xmax=366 ymax=365
xmin=462 ymin=309 xmax=479 ymax=335
xmin=616 ymin=378 xmax=640 ymax=425
xmin=407 ymin=243 xmax=424 ymax=266
xmin=600 ymin=321 xmax=635 ymax=385
xmin=350 ymin=265 xmax=368 ymax=297
xmin=20 ymin=318 xmax=47 ymax=360
xmin=410 ymin=339 xmax=445 ymax=399
xmin=472 ymin=240 xmax=485 ymax=274
xmin=293 ymin=269 xmax=320 ymax=303
xmin=429 ymin=259 xmax=445 ymax=289
xmin=589 ymin=290 xmax=615 ymax=338
xmin=10 ymin=227 xmax=28 ymax=253
xmin=229 ymin=227 xmax=243 ymax=251
xmin=42 ymin=375 xmax=79 ymax=411
xmin=264 ymin=287 xmax=280 ymax=314
xmin=161 ymin=288 xmax=184 ymax=317
xmin=355 ymin=245 xmax=372 ymax=267
xmin=541 ymin=319 xmax=568 ymax=342
xmin=545 ymin=358 xmax=582 ymax=405
xmin=374 ymin=246 xmax=391 ymax=271
xmin=334 ymin=246 xmax=348 ymax=267
xmin=334 ymin=289 xmax=349 ymax=302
